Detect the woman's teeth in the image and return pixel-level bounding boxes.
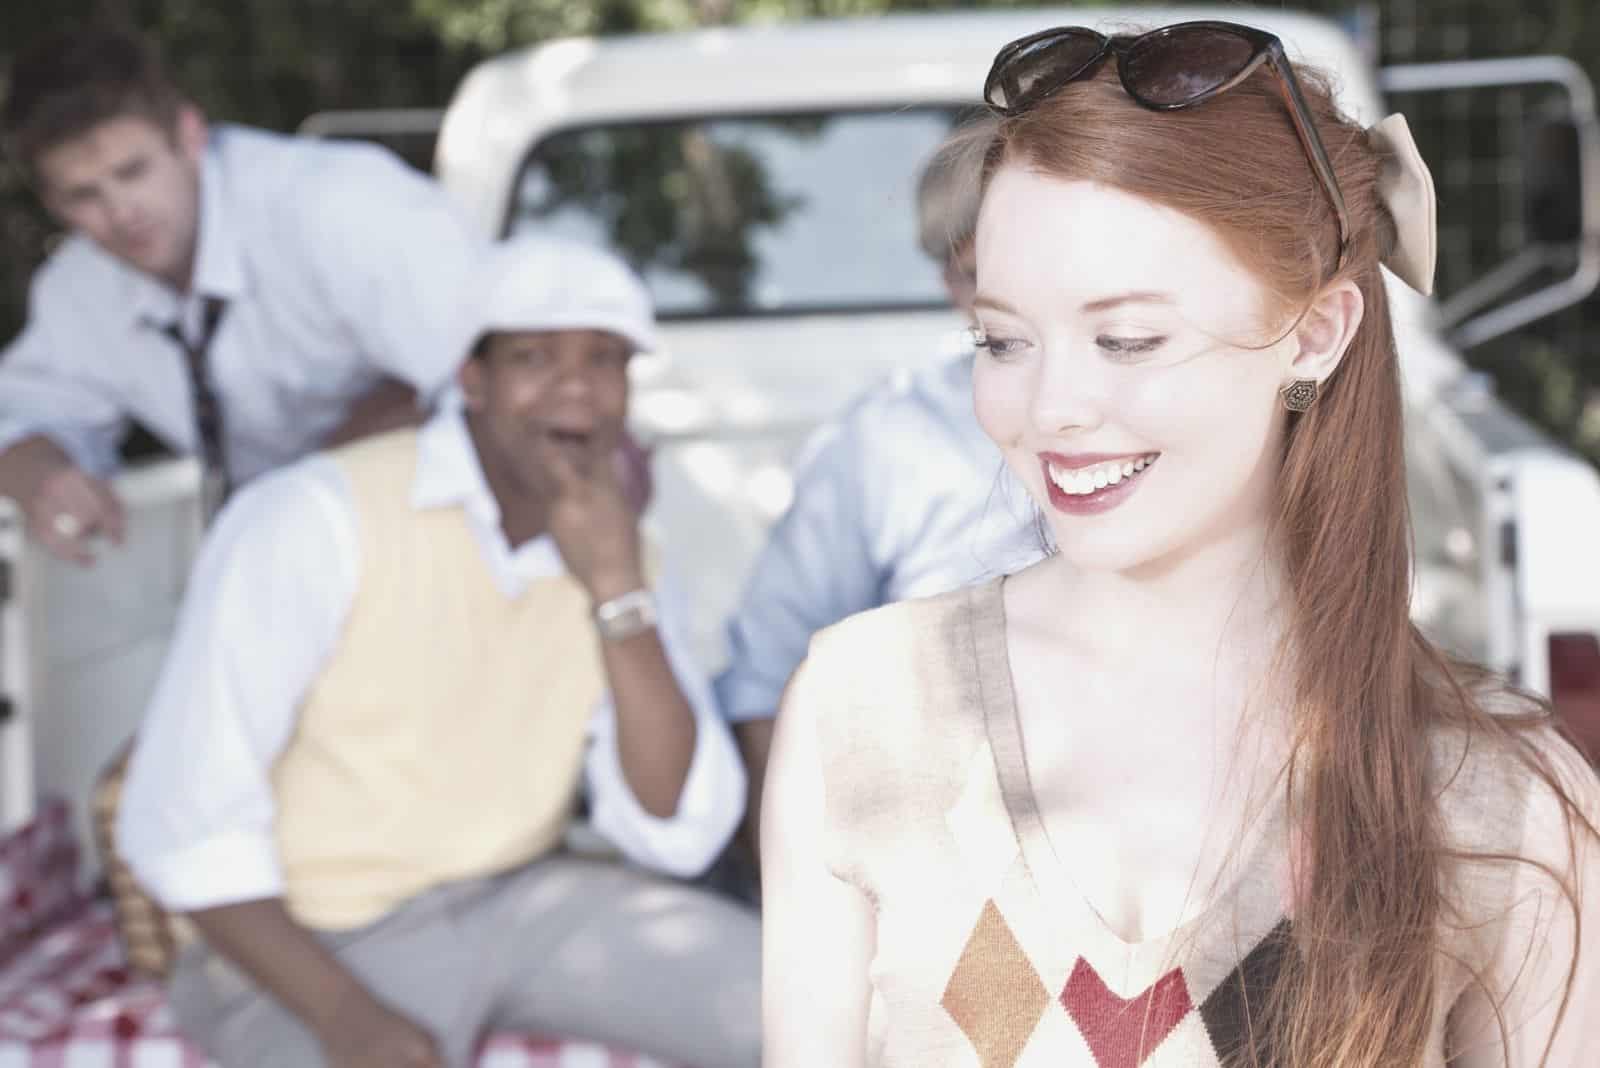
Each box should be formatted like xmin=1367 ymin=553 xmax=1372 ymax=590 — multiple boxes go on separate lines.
xmin=1047 ymin=454 xmax=1158 ymax=496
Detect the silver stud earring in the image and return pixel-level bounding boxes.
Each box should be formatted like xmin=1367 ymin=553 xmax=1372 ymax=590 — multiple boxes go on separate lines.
xmin=1280 ymin=378 xmax=1319 ymax=412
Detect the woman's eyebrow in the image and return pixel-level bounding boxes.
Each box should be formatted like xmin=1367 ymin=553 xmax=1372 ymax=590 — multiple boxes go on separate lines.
xmin=973 ymin=291 xmax=1178 ymax=316
xmin=971 ymin=294 xmax=1021 ymax=316
xmin=1081 ymin=290 xmax=1175 ymax=313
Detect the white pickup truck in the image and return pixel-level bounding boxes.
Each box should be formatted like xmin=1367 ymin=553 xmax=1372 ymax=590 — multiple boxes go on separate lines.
xmin=429 ymin=9 xmax=1600 ymax=730
xmin=4 ymin=3 xmax=1600 ymax=853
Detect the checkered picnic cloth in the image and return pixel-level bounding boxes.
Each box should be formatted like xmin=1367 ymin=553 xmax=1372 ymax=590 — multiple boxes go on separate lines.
xmin=0 ymin=902 xmax=678 ymax=1067
xmin=0 ymin=801 xmax=84 ymax=972
xmin=0 ymin=807 xmax=678 ymax=1068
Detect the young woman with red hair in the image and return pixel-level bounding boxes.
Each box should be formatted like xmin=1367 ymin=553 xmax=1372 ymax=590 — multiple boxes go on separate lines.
xmin=763 ymin=20 xmax=1600 ymax=1067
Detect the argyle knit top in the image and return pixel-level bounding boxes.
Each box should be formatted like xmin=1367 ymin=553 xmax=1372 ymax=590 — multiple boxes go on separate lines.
xmin=800 ymin=577 xmax=1589 ymax=1068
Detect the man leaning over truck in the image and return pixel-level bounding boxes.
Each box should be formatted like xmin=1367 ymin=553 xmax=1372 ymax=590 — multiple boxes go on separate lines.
xmin=116 ymin=235 xmax=760 ymax=1068
xmin=0 ymin=24 xmax=480 ymax=561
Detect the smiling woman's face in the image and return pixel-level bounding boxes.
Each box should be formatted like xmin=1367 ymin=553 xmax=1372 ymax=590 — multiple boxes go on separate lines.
xmin=972 ymin=167 xmax=1298 ymax=576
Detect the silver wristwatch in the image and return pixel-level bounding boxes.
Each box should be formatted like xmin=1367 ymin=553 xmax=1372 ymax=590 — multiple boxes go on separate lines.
xmin=593 ymin=588 xmax=659 ymax=642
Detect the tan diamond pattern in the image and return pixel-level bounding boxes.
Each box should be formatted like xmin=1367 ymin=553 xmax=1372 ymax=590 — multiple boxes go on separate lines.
xmin=940 ymin=899 xmax=1051 ymax=1068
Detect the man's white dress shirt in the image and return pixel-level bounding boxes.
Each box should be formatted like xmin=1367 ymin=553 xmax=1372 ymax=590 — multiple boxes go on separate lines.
xmin=0 ymin=125 xmax=480 ymax=481
xmin=117 ymin=403 xmax=745 ymax=913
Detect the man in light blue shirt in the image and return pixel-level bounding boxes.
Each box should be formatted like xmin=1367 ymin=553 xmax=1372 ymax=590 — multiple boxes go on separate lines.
xmin=716 ymin=119 xmax=1041 ymax=856
xmin=0 ymin=26 xmax=480 ymax=562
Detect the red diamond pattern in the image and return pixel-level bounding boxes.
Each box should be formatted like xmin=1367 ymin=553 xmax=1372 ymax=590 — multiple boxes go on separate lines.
xmin=1060 ymin=957 xmax=1193 ymax=1068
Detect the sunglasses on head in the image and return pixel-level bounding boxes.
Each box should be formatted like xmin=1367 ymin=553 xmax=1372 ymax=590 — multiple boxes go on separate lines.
xmin=984 ymin=20 xmax=1350 ymax=271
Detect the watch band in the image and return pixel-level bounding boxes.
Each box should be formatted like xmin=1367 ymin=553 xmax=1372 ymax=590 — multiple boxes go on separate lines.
xmin=594 ymin=588 xmax=659 ymax=642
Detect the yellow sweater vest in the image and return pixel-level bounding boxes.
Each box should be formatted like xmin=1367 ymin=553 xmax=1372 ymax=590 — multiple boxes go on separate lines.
xmin=270 ymin=430 xmax=605 ymax=931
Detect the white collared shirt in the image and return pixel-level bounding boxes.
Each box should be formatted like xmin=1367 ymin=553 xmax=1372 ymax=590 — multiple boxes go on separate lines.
xmin=116 ymin=403 xmax=745 ymax=913
xmin=0 ymin=125 xmax=480 ymax=482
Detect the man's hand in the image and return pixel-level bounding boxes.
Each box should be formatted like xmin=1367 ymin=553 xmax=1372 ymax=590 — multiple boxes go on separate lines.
xmin=536 ymin=430 xmax=699 ymax=817
xmin=0 ymin=435 xmax=125 ymax=565
xmin=189 ymin=899 xmax=441 ymax=1068
xmin=314 ymin=987 xmax=444 ymax=1068
xmin=613 ymin=433 xmax=653 ymax=516
xmin=537 ymin=433 xmax=645 ymax=603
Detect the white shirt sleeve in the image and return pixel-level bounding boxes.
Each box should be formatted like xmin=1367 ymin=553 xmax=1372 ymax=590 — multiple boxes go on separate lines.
xmin=584 ymin=568 xmax=747 ymax=879
xmin=295 ymin=145 xmax=480 ymax=402
xmin=115 ymin=457 xmax=358 ymax=911
xmin=0 ymin=260 xmax=129 ymax=474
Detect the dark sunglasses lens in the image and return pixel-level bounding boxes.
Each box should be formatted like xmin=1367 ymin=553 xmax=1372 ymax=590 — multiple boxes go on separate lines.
xmin=1124 ymin=26 xmax=1257 ymax=106
xmin=987 ymin=30 xmax=1104 ymax=110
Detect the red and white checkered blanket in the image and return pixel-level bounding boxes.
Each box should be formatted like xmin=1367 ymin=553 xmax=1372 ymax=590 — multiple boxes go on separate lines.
xmin=0 ymin=904 xmax=677 ymax=1067
xmin=0 ymin=803 xmax=676 ymax=1067
xmin=0 ymin=801 xmax=84 ymax=971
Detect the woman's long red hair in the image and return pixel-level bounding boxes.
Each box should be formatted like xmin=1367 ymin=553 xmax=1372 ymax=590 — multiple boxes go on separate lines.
xmin=977 ymin=57 xmax=1594 ymax=1066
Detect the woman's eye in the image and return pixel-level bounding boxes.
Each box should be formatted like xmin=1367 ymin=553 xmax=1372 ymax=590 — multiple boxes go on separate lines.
xmin=1096 ymin=335 xmax=1167 ymax=360
xmin=969 ymin=327 xmax=1029 ymax=361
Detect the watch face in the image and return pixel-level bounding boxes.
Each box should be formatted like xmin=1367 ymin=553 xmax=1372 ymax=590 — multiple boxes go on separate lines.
xmin=602 ymin=607 xmax=645 ymax=640
xmin=597 ymin=590 xmax=658 ymax=640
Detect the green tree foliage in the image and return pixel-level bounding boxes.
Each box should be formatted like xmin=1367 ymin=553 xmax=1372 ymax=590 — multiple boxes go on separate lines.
xmin=0 ymin=0 xmax=1065 ymax=347
xmin=0 ymin=0 xmax=481 ymax=337
xmin=522 ymin=119 xmax=815 ymax=309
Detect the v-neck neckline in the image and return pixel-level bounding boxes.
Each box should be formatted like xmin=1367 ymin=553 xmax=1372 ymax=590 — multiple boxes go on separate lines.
xmin=968 ymin=576 xmax=1288 ymax=955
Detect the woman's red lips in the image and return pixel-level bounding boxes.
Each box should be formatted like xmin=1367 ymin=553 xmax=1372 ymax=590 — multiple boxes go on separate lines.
xmin=1038 ymin=451 xmax=1159 ymax=516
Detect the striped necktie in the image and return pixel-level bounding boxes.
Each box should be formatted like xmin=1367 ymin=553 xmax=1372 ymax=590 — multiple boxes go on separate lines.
xmin=159 ymin=295 xmax=230 ymax=518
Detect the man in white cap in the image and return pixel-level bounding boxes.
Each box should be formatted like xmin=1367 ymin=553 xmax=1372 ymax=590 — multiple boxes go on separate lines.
xmin=116 ymin=236 xmax=760 ymax=1068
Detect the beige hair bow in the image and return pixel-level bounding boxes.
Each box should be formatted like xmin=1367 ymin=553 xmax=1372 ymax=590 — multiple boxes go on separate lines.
xmin=1368 ymin=113 xmax=1437 ymax=296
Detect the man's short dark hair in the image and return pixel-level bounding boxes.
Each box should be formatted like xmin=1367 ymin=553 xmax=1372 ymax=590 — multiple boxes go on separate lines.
xmin=2 ymin=23 xmax=185 ymax=177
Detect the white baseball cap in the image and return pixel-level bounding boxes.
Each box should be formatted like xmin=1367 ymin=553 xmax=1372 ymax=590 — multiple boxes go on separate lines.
xmin=468 ymin=234 xmax=658 ymax=356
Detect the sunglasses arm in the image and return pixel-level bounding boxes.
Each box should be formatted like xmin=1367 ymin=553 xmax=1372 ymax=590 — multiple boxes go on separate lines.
xmin=1268 ymin=50 xmax=1354 ymax=268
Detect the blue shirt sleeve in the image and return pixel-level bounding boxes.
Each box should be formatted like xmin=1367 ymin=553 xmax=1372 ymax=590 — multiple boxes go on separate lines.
xmin=715 ymin=417 xmax=884 ymax=724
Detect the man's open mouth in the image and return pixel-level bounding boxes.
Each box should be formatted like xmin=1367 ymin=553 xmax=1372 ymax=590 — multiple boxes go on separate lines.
xmin=544 ymin=429 xmax=592 ymax=448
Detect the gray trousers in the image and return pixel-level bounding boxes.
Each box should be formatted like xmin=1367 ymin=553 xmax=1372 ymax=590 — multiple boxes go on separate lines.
xmin=168 ymin=855 xmax=762 ymax=1068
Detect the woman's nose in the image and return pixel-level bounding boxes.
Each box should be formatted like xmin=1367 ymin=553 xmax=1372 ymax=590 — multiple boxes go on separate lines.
xmin=1028 ymin=348 xmax=1106 ymax=437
